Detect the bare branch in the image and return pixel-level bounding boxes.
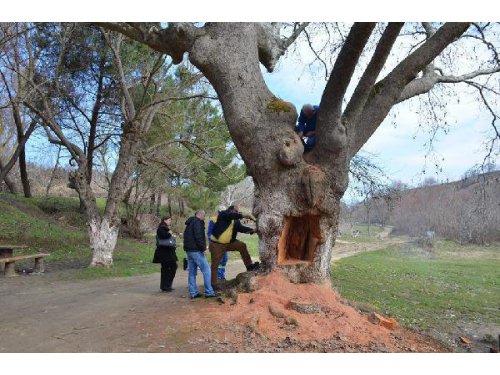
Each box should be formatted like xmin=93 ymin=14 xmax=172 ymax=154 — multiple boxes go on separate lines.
xmin=97 ymin=22 xmax=203 ymax=64
xmin=304 ymin=28 xmax=329 ymax=81
xmin=256 ymin=22 xmax=309 ymax=72
xmin=343 ymin=23 xmax=404 ymax=127
xmin=102 ymin=31 xmax=136 ymax=120
xmin=319 ymin=23 xmax=376 ymax=123
xmin=282 ymin=22 xmax=309 ymax=50
xmin=352 ymin=22 xmax=471 ymax=155
xmin=397 ymin=66 xmax=500 ymax=103
xmin=0 ymin=120 xmax=37 ymax=182
xmin=140 ymin=155 xmax=204 ymax=186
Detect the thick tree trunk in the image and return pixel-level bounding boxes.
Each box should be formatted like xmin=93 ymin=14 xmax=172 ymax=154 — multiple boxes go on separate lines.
xmin=78 ymin=122 xmax=142 ymax=267
xmin=255 ymin=184 xmax=341 ymax=284
xmin=88 ymin=217 xmax=119 ymax=267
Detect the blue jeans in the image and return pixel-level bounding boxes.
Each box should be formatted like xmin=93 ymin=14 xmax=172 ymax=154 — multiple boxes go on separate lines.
xmin=217 ymin=251 xmax=228 ymax=280
xmin=186 ymin=251 xmax=215 ymax=297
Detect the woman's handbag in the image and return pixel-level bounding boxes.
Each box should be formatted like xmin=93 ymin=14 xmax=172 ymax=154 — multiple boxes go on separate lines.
xmin=157 ymin=236 xmax=176 ymax=247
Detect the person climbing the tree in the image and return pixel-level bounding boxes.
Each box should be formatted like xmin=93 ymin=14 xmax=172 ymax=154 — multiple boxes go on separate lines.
xmin=207 ymin=210 xmax=229 ymax=281
xmin=209 ymin=204 xmax=260 ymax=288
xmin=295 ymin=104 xmax=319 ymax=152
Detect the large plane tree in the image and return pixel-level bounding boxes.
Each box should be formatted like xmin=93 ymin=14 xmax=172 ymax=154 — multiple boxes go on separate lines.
xmin=102 ymin=22 xmax=499 ymax=282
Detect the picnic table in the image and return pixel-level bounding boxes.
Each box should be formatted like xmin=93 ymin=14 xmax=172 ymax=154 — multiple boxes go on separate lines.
xmin=0 ymin=245 xmax=49 ymax=277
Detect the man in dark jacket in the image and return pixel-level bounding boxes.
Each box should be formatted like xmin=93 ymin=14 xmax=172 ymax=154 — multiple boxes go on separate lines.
xmin=183 ymin=209 xmax=219 ymax=298
xmin=153 ymin=216 xmax=177 ymax=292
xmin=209 ymin=205 xmax=260 ymax=287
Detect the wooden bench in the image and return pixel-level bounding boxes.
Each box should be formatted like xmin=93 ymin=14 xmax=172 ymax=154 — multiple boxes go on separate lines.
xmin=0 ymin=245 xmax=50 ymax=277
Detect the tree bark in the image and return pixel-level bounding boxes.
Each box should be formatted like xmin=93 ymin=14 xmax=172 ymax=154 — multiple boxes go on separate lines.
xmin=17 ymin=143 xmax=31 ymax=198
xmin=86 ymin=56 xmax=106 ymax=184
xmin=12 ymin=105 xmax=32 ymax=198
xmin=149 ymin=193 xmax=156 ymax=214
xmin=72 ymin=124 xmax=143 ymax=266
xmin=0 ymin=159 xmax=18 ymax=194
xmin=156 ymin=193 xmax=161 ymax=216
xmin=46 ymin=145 xmax=61 ymax=197
xmin=88 ymin=217 xmax=119 ymax=267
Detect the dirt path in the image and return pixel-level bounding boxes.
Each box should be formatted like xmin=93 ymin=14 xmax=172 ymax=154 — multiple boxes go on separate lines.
xmin=332 ymin=226 xmax=403 ymax=261
xmin=0 ymin=262 xmax=247 ymax=352
xmin=1 ymin=231 xmax=443 ymax=353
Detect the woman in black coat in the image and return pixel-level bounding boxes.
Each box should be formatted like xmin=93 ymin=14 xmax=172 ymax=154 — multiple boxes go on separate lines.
xmin=152 ymin=216 xmax=178 ymax=292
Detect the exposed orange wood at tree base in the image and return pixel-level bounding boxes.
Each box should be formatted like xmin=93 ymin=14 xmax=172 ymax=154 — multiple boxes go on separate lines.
xmin=278 ymin=215 xmax=322 ymax=265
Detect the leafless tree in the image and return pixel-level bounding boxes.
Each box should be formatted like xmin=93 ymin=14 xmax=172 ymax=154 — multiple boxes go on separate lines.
xmin=0 ymin=23 xmax=40 ymax=196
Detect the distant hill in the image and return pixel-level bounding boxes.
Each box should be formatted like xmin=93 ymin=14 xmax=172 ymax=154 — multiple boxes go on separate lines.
xmin=344 ymin=171 xmax=500 ymax=244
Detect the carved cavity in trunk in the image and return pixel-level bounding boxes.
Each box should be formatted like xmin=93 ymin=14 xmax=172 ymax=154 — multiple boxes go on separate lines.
xmin=278 ymin=215 xmax=321 ymax=265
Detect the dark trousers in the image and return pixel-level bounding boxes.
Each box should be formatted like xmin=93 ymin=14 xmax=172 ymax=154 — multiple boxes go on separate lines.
xmin=209 ymin=240 xmax=252 ymax=286
xmin=160 ymin=261 xmax=177 ymax=290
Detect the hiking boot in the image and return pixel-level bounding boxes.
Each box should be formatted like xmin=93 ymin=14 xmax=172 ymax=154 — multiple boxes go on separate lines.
xmin=190 ymin=293 xmax=202 ymax=299
xmin=246 ymin=261 xmax=260 ymax=271
xmin=205 ymin=292 xmax=221 ymax=298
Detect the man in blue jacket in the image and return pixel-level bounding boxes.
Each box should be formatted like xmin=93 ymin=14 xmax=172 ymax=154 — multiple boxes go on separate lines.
xmin=209 ymin=205 xmax=259 ymax=288
xmin=295 ymin=104 xmax=319 ymax=152
xmin=183 ymin=209 xmax=219 ymax=299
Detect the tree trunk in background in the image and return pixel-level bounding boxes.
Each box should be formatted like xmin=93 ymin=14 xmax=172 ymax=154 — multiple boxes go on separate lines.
xmin=0 ymin=159 xmax=18 ymax=194
xmin=46 ymin=145 xmax=61 ymax=197
xmin=17 ymin=148 xmax=31 ymax=198
xmin=149 ymin=193 xmax=156 ymax=214
xmin=167 ymin=194 xmax=172 ymax=217
xmin=12 ymin=106 xmax=32 ymax=198
xmin=156 ymin=193 xmax=161 ymax=216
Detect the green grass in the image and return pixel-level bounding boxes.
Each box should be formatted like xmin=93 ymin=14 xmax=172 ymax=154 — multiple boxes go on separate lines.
xmin=0 ymin=199 xmax=88 ymax=257
xmin=332 ymin=241 xmax=500 ymax=331
xmin=73 ymin=238 xmax=159 ymax=279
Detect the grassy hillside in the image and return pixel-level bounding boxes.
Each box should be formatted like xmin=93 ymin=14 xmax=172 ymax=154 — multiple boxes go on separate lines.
xmin=0 ymin=194 xmax=158 ymax=279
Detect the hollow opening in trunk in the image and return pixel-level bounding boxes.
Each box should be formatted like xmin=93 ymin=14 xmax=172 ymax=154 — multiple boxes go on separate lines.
xmin=278 ymin=215 xmax=321 ymax=265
